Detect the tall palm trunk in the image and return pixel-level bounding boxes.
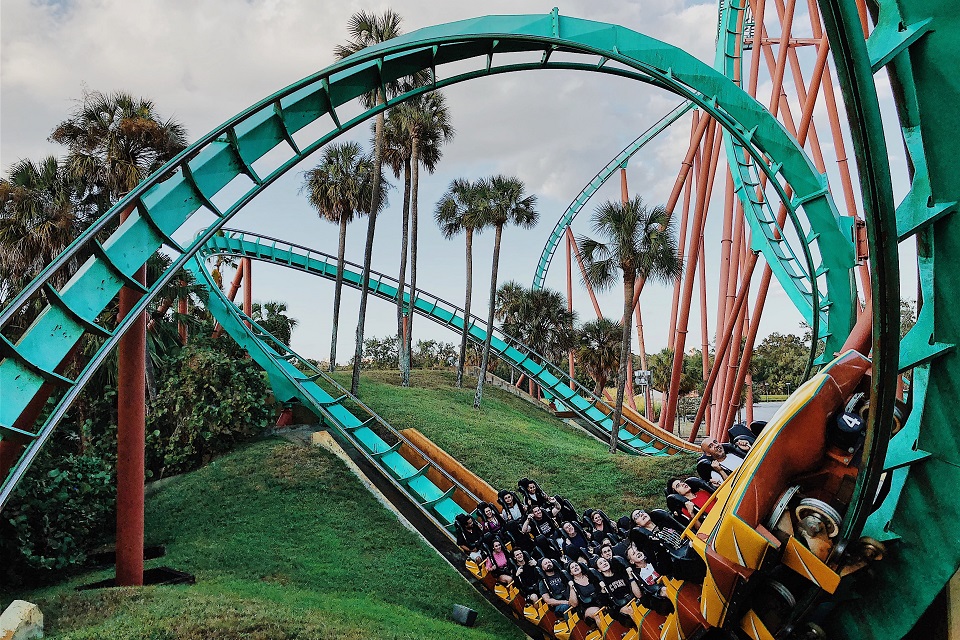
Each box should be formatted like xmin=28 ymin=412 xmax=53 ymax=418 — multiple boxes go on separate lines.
xmin=397 ymin=158 xmax=412 ymax=383
xmin=405 ymin=136 xmax=421 ymax=387
xmin=610 ymin=272 xmax=636 ymax=453
xmin=330 ymin=214 xmax=348 ymax=371
xmin=474 ymin=223 xmax=503 ymax=408
xmin=351 ymin=96 xmax=386 ymax=395
xmin=456 ymin=226 xmax=474 ymax=387
xmin=636 ymin=307 xmax=652 ymax=417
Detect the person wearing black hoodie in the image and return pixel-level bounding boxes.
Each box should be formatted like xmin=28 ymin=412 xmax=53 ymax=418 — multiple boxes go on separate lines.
xmin=455 ymin=514 xmax=485 ymax=561
xmin=510 ymin=548 xmax=542 ymax=604
xmin=522 ymin=505 xmax=563 ymax=560
xmin=518 ymin=478 xmax=550 ymax=510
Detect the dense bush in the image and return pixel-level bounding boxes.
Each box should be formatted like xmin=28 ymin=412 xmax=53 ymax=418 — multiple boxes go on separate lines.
xmin=146 ymin=338 xmax=274 ymax=477
xmin=0 ymin=451 xmax=116 ymax=587
xmin=1 ymin=336 xmax=276 ymax=586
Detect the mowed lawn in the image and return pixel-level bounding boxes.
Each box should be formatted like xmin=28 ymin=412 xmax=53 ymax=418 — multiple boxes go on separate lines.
xmin=335 ymin=369 xmax=698 ymax=518
xmin=4 ymin=440 xmax=522 ymax=640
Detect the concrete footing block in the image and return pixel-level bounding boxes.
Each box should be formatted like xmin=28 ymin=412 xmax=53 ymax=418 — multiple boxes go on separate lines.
xmin=0 ymin=600 xmax=43 ymax=640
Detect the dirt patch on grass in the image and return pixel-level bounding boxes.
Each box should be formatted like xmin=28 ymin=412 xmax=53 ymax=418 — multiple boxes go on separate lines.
xmin=266 ymin=442 xmax=332 ymax=486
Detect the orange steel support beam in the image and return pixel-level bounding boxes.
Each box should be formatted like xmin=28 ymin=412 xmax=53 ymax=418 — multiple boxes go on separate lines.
xmin=116 ymin=205 xmax=146 ymax=587
xmin=212 ymin=261 xmax=244 ymax=339
xmin=717 ymin=272 xmax=750 ymax=436
xmin=227 ymin=262 xmax=244 ymax=302
xmin=714 ymin=22 xmax=831 ymax=437
xmin=688 ymin=253 xmax=759 ymax=440
xmin=661 ymin=120 xmax=718 ymax=432
xmin=178 ymin=293 xmax=188 ymax=344
xmin=719 ymin=267 xmax=773 ymax=437
xmin=805 ymin=0 xmax=872 ymax=303
xmin=698 ymin=233 xmax=712 ymax=433
xmin=666 ymin=115 xmax=712 ymax=215
xmin=745 ymin=37 xmax=821 ymax=45
xmin=242 ymin=257 xmax=252 ymax=329
xmin=667 ymin=115 xmax=700 ymax=349
xmin=634 ymin=301 xmax=652 ymax=418
xmin=717 ymin=198 xmax=746 ymax=427
xmin=717 ymin=172 xmax=736 ymax=342
xmin=568 ymin=226 xmax=603 ymax=319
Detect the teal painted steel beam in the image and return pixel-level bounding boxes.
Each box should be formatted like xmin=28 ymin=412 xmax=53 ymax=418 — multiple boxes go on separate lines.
xmin=197 ymin=230 xmax=696 ymax=456
xmin=812 ymin=0 xmax=960 ymax=637
xmin=0 ymin=11 xmax=848 ymax=509
xmin=716 ymin=0 xmax=855 ymax=360
xmin=188 ymin=259 xmax=482 ymax=539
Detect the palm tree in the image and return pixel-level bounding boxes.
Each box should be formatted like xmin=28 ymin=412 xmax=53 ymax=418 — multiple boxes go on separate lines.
xmin=301 ymin=141 xmax=384 ymax=370
xmin=494 ymin=282 xmax=575 ymax=397
xmin=394 ymin=92 xmax=454 ymax=387
xmin=252 ymin=301 xmax=299 ymax=347
xmin=334 ymin=9 xmax=407 ymax=396
xmin=0 ymin=156 xmax=87 ymax=311
xmin=520 ymin=288 xmax=576 ymax=365
xmin=576 ymin=318 xmax=623 ymax=395
xmin=50 ymin=90 xmax=188 ymax=208
xmin=496 ymin=283 xmax=575 ymax=364
xmin=435 ymin=178 xmax=488 ymax=387
xmin=381 ymin=108 xmax=414 ymax=382
xmin=578 ymin=196 xmax=681 ymax=452
xmin=474 ymin=176 xmax=539 ymax=409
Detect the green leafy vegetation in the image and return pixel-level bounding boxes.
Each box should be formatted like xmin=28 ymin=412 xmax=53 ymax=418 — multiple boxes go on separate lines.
xmin=4 ymin=440 xmax=522 ymax=640
xmin=146 ymin=336 xmax=274 ymax=477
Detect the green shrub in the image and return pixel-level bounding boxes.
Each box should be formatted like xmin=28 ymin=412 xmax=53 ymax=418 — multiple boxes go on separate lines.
xmin=0 ymin=452 xmax=115 ymax=586
xmin=146 ymin=340 xmax=274 ymax=477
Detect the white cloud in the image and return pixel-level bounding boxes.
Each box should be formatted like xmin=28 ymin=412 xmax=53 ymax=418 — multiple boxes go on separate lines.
xmin=1 ymin=0 xmax=893 ymax=363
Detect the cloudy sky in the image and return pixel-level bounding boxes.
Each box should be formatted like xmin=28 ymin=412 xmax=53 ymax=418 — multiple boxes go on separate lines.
xmin=1 ymin=0 xmax=911 ymax=365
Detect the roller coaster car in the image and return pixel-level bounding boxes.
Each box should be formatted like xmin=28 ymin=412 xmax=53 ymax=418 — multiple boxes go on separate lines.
xmin=679 ymin=350 xmax=888 ymax=639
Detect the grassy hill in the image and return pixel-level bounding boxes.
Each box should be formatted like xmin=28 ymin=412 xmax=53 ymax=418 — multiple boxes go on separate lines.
xmin=335 ymin=370 xmax=698 ymax=518
xmin=4 ymin=439 xmax=522 ymax=640
xmin=4 ymin=369 xmax=696 ymax=638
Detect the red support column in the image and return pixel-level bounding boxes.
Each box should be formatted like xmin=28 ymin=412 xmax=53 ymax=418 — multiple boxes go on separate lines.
xmin=177 ymin=288 xmax=188 ymax=344
xmin=661 ymin=121 xmax=719 ymax=432
xmin=634 ymin=302 xmax=652 ymax=419
xmin=668 ymin=166 xmax=695 ymax=350
xmin=116 ymin=205 xmax=146 ymax=587
xmin=212 ymin=261 xmax=244 ymax=339
xmin=568 ymin=227 xmax=603 ymax=319
xmin=242 ymin=257 xmax=252 ymax=329
xmin=687 ymin=254 xmax=759 ymax=441
xmin=698 ymin=234 xmax=711 ymax=435
xmin=0 ymin=442 xmax=23 ymax=484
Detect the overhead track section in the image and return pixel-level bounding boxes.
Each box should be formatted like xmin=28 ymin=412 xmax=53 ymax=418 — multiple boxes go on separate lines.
xmin=188 ymin=258 xmax=481 ymax=538
xmin=0 ymin=9 xmax=851 ymax=508
xmin=716 ymin=0 xmax=856 ymax=362
xmin=198 ymin=230 xmax=698 ymax=456
xmin=531 ymin=100 xmax=695 ymax=290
